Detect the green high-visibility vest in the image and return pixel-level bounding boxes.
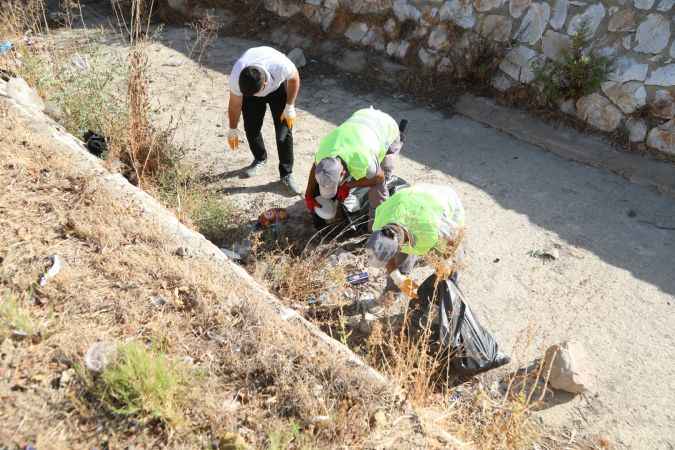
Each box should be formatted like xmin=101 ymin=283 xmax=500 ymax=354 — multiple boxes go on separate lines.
xmin=315 ymin=108 xmax=398 ymax=180
xmin=372 ymin=184 xmax=465 ymax=256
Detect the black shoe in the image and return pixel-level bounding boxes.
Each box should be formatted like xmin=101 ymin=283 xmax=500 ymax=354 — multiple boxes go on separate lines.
xmin=492 ymin=352 xmax=511 ymax=369
xmin=244 ymin=160 xmax=266 ymax=178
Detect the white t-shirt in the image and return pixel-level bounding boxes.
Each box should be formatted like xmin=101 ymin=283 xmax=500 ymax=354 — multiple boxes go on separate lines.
xmin=229 ymin=46 xmax=297 ymax=97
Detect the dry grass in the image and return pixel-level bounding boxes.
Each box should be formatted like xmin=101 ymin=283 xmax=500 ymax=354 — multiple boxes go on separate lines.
xmin=0 ymin=108 xmax=414 ymax=449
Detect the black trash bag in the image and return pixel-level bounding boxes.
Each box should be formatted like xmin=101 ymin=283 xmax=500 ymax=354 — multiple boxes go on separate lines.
xmin=83 ymin=131 xmax=107 ymax=157
xmin=416 ymin=273 xmax=505 ymax=377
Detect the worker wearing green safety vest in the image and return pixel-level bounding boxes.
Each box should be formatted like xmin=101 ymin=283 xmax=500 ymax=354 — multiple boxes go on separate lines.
xmin=304 ymin=107 xmax=403 ymax=224
xmin=366 ymin=183 xmax=466 ymax=302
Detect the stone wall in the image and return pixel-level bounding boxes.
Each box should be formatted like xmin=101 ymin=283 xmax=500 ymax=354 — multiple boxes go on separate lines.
xmin=165 ymin=0 xmax=674 ymax=156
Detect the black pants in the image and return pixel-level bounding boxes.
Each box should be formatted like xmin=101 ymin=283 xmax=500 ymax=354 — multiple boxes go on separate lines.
xmin=242 ymin=85 xmax=293 ymax=177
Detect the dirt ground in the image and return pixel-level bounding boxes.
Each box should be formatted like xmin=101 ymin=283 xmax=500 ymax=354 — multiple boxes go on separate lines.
xmin=60 ymin=17 xmax=675 ymax=448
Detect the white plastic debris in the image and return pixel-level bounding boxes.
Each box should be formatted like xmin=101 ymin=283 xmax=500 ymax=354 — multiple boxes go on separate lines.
xmin=70 ymin=53 xmax=89 ymax=71
xmin=84 ymin=341 xmax=117 ymax=373
xmin=39 ymin=255 xmax=64 ymax=286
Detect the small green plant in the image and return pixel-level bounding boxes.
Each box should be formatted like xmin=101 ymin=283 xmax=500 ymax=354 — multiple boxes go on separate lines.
xmin=0 ymin=291 xmax=36 ymax=340
xmin=156 ymin=164 xmax=233 ymax=242
xmin=268 ymin=421 xmax=302 ymax=450
xmin=93 ymin=341 xmax=188 ymax=426
xmin=534 ymin=21 xmax=612 ymax=104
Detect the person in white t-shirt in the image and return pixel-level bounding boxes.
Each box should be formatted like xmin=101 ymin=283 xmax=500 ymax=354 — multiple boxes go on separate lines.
xmin=227 ymin=46 xmax=302 ymax=195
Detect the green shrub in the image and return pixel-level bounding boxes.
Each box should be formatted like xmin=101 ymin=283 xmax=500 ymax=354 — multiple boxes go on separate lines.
xmin=534 ymin=22 xmax=612 ymax=104
xmin=94 ymin=342 xmax=188 ymax=426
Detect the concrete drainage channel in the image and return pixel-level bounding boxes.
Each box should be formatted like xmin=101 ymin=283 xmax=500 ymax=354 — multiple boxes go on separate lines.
xmin=0 ymin=77 xmax=451 ymax=448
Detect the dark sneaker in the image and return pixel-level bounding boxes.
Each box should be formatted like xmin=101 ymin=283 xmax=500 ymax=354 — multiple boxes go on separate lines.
xmin=280 ymin=174 xmax=302 ymax=196
xmin=244 ymin=160 xmax=266 ymax=178
xmin=492 ymin=352 xmax=511 ymax=369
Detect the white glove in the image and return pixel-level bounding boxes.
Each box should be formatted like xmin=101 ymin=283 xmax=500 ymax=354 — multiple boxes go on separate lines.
xmin=281 ymin=104 xmax=296 ymax=128
xmin=227 ymin=128 xmax=239 ymax=150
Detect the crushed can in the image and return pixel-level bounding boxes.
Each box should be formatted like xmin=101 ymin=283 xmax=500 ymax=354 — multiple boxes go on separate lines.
xmin=346 ymin=271 xmax=369 ymax=285
xmin=257 ymin=208 xmax=289 ymax=228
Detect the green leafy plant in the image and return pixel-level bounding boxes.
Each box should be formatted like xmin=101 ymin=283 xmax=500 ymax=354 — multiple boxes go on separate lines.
xmin=534 ymin=21 xmax=612 ymax=104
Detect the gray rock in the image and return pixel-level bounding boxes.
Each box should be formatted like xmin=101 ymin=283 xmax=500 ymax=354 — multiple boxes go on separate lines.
xmin=626 ymin=118 xmax=648 ymax=142
xmin=609 ymin=56 xmax=649 ymax=82
xmin=397 ymin=41 xmax=411 ymax=59
xmin=576 ymin=93 xmax=624 ymax=132
xmin=386 ymin=41 xmax=399 ymax=57
xmin=323 ymin=0 xmax=338 ymax=9
xmin=646 ymin=64 xmax=675 ymax=86
xmin=509 ymin=0 xmax=531 ymax=18
xmin=656 ymin=0 xmax=674 ymax=10
xmin=474 ymin=0 xmax=504 ymax=12
xmin=608 ymin=8 xmax=636 ymax=32
xmin=517 ymin=3 xmax=551 ymax=44
xmin=440 ymin=0 xmax=477 ymax=29
xmin=567 ymin=3 xmax=606 ymax=38
xmin=601 ymin=81 xmax=647 ymax=114
xmin=544 ymin=341 xmax=596 ymax=394
xmin=321 ymin=9 xmax=335 ymax=31
xmin=646 ymin=120 xmax=674 ymax=154
xmin=650 ymin=90 xmax=675 ymax=119
xmin=384 ymin=18 xmax=397 ymax=38
xmin=393 ymin=0 xmax=421 ymax=21
xmin=7 ymin=77 xmax=45 ymax=112
xmin=634 ymin=0 xmax=655 ymax=8
xmin=344 ymin=22 xmax=369 ymax=43
xmin=499 ymin=46 xmax=538 ymax=83
xmin=428 ymin=27 xmax=450 ymax=50
xmin=479 ymin=15 xmax=513 ymax=42
xmin=364 ymin=29 xmax=386 ymax=52
xmin=549 ymin=0 xmax=568 ymax=30
xmin=634 ymin=14 xmax=671 ymax=54
xmin=418 ymin=48 xmax=439 ymax=67
xmin=287 ymin=48 xmax=307 ymax=68
xmin=559 ymin=98 xmax=577 ymax=115
xmin=438 ymin=57 xmax=453 ymax=73
xmin=492 ymin=73 xmax=515 ymax=91
xmin=671 ymin=41 xmax=675 ymax=58
xmin=277 ymin=0 xmax=302 ymax=17
xmin=542 ymin=30 xmax=572 ymax=61
xmin=340 ymin=50 xmax=367 ymax=73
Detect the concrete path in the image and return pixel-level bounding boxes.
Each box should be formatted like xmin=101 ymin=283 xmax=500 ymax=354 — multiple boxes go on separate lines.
xmin=136 ymin=28 xmax=675 ymax=449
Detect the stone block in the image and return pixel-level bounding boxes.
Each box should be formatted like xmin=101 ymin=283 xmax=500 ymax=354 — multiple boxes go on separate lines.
xmin=517 ymin=3 xmax=551 ymax=45
xmin=634 ymin=14 xmax=671 ymax=54
xmin=601 ymin=81 xmax=647 ymax=114
xmin=646 ymin=120 xmax=675 ymax=155
xmin=576 ymin=93 xmax=624 ymax=132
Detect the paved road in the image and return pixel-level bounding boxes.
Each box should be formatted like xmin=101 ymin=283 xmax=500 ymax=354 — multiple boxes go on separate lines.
xmin=139 ymin=28 xmax=675 ymax=449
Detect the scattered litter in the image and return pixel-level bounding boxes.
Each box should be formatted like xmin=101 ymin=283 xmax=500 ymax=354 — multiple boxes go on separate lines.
xmin=83 ymin=131 xmax=107 ymax=157
xmin=220 ymin=247 xmax=241 ymax=261
xmin=307 ymin=292 xmax=330 ymax=306
xmin=257 ymin=207 xmax=288 ymax=228
xmin=232 ymin=239 xmax=252 ymax=259
xmin=308 ymin=415 xmax=331 ymax=428
xmin=0 ymin=40 xmax=13 ymax=55
xmin=84 ymin=342 xmax=117 ymax=373
xmin=174 ymin=246 xmax=190 ymax=257
xmin=206 ymin=330 xmax=226 ymax=345
xmin=38 ymin=255 xmax=64 ymax=286
xmin=346 ymin=271 xmax=369 ymax=285
xmin=70 ymin=53 xmax=89 ymax=71
xmin=528 ymin=247 xmax=559 ymax=262
xmin=149 ymin=295 xmax=167 ymax=307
